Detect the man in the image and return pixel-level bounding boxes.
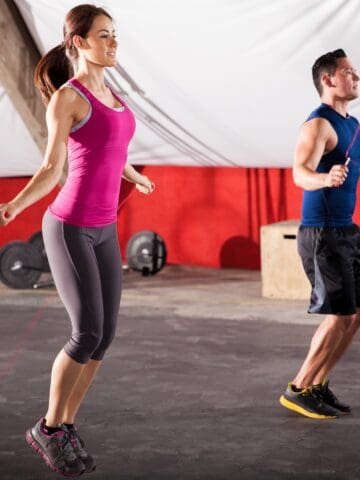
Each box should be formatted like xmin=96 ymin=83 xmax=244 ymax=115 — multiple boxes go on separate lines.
xmin=279 ymin=49 xmax=360 ymax=419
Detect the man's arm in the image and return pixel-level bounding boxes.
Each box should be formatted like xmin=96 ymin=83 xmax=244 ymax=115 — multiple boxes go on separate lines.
xmin=293 ymin=118 xmax=347 ymax=191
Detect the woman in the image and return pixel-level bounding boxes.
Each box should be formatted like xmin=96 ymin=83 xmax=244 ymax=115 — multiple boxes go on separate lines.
xmin=0 ymin=4 xmax=154 ymax=476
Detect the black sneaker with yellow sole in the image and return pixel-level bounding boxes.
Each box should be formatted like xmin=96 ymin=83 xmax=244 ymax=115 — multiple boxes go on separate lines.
xmin=313 ymin=380 xmax=351 ymax=415
xmin=279 ymin=383 xmax=339 ymax=419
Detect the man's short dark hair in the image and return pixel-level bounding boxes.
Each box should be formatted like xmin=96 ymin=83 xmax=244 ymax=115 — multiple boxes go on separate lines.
xmin=312 ymin=49 xmax=347 ymax=96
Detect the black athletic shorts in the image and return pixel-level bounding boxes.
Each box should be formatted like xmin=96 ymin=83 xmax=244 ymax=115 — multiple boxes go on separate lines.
xmin=297 ymin=224 xmax=360 ymax=315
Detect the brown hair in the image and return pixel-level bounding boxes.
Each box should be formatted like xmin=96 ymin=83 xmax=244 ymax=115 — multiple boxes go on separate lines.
xmin=312 ymin=49 xmax=347 ymax=96
xmin=34 ymin=4 xmax=112 ymax=105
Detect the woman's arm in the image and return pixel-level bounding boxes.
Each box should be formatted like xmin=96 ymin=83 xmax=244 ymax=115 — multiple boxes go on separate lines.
xmin=0 ymin=88 xmax=75 ymax=226
xmin=122 ymin=162 xmax=155 ymax=194
xmin=58 ymin=157 xmax=69 ymax=187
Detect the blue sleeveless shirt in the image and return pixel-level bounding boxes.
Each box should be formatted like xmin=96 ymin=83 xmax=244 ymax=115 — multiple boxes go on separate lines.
xmin=301 ymin=103 xmax=360 ymax=227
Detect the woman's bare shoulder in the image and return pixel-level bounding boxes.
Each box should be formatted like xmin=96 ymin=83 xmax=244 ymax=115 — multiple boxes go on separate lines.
xmin=47 ymin=84 xmax=82 ymax=116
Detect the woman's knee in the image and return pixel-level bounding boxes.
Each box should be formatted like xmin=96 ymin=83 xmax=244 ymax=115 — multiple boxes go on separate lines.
xmin=65 ymin=330 xmax=103 ymax=364
xmin=90 ymin=329 xmax=116 ymax=361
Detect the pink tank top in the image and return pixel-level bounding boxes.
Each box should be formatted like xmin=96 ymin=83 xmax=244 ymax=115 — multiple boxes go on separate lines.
xmin=49 ymin=78 xmax=136 ymax=227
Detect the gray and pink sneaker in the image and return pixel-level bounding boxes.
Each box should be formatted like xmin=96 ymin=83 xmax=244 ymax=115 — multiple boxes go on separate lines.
xmin=64 ymin=424 xmax=96 ymax=473
xmin=26 ymin=418 xmax=85 ymax=477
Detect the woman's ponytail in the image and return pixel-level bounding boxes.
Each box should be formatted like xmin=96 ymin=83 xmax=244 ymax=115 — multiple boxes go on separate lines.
xmin=34 ymin=43 xmax=73 ymax=106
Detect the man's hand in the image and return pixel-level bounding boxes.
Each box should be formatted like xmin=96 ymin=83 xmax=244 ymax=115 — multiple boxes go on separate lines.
xmin=323 ymin=164 xmax=348 ymax=188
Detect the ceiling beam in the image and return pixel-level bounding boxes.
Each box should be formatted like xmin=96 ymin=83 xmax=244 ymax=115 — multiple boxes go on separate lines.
xmin=0 ymin=0 xmax=46 ymax=154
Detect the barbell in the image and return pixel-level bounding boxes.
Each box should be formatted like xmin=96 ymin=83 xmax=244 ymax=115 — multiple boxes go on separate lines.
xmin=0 ymin=230 xmax=167 ymax=289
xmin=126 ymin=230 xmax=167 ymax=276
xmin=28 ymin=230 xmax=51 ymax=273
xmin=0 ymin=241 xmax=43 ymax=289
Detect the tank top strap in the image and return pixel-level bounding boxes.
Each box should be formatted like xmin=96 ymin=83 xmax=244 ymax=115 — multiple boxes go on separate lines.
xmin=106 ymin=83 xmax=126 ymax=108
xmin=66 ymin=78 xmax=94 ymax=103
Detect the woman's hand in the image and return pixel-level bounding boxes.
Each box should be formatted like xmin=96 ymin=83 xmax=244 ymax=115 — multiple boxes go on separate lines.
xmin=122 ymin=163 xmax=155 ymax=194
xmin=0 ymin=202 xmax=20 ymax=226
xmin=135 ymin=175 xmax=155 ymax=195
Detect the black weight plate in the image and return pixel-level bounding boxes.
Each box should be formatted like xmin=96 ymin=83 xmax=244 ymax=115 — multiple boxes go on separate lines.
xmin=126 ymin=230 xmax=167 ymax=275
xmin=0 ymin=241 xmax=43 ymax=289
xmin=28 ymin=230 xmax=50 ymax=272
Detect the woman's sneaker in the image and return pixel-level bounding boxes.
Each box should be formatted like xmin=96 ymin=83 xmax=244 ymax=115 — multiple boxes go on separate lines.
xmin=26 ymin=418 xmax=85 ymax=477
xmin=64 ymin=424 xmax=96 ymax=473
xmin=279 ymin=383 xmax=339 ymax=419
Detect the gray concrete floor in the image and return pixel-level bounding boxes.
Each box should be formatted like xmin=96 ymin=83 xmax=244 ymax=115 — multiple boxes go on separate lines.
xmin=0 ymin=266 xmax=359 ymax=480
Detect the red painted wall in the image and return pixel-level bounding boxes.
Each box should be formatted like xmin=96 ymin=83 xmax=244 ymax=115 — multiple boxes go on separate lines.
xmin=117 ymin=166 xmax=303 ymax=269
xmin=3 ymin=165 xmax=356 ymax=269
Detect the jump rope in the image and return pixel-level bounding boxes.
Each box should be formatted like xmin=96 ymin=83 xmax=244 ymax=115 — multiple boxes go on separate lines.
xmin=344 ymin=123 xmax=360 ymax=166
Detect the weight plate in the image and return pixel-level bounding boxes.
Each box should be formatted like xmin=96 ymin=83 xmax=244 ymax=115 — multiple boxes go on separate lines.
xmin=28 ymin=230 xmax=51 ymax=272
xmin=0 ymin=241 xmax=43 ymax=289
xmin=126 ymin=230 xmax=167 ymax=275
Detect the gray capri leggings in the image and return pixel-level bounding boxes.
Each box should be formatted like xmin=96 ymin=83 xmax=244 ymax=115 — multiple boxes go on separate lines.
xmin=42 ymin=210 xmax=122 ymax=364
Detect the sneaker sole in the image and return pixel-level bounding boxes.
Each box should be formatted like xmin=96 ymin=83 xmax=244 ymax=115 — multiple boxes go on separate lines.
xmin=25 ymin=429 xmax=85 ymax=477
xmin=84 ymin=464 xmax=97 ymax=473
xmin=279 ymin=395 xmax=338 ymax=419
xmin=70 ymin=440 xmax=96 ymax=473
xmin=332 ymin=408 xmax=351 ymax=415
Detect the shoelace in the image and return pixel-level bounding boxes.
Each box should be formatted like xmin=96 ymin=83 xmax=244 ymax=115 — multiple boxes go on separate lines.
xmin=69 ymin=429 xmax=88 ymax=458
xmin=60 ymin=433 xmax=78 ymax=462
xmin=300 ymin=386 xmax=315 ymax=397
xmin=301 ymin=387 xmax=325 ymax=406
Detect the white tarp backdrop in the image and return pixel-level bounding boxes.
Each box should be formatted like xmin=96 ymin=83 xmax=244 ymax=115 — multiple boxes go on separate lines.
xmin=0 ymin=85 xmax=43 ymax=175
xmin=2 ymin=0 xmax=360 ymax=176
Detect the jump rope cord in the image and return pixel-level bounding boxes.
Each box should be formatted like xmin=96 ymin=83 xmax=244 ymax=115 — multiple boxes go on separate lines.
xmin=345 ymin=123 xmax=360 ymax=161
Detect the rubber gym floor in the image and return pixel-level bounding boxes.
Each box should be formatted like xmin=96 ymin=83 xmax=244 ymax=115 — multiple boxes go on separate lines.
xmin=0 ymin=265 xmax=359 ymax=480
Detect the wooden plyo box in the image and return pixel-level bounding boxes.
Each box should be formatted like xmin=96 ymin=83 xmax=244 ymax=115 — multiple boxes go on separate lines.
xmin=260 ymin=220 xmax=311 ymax=299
